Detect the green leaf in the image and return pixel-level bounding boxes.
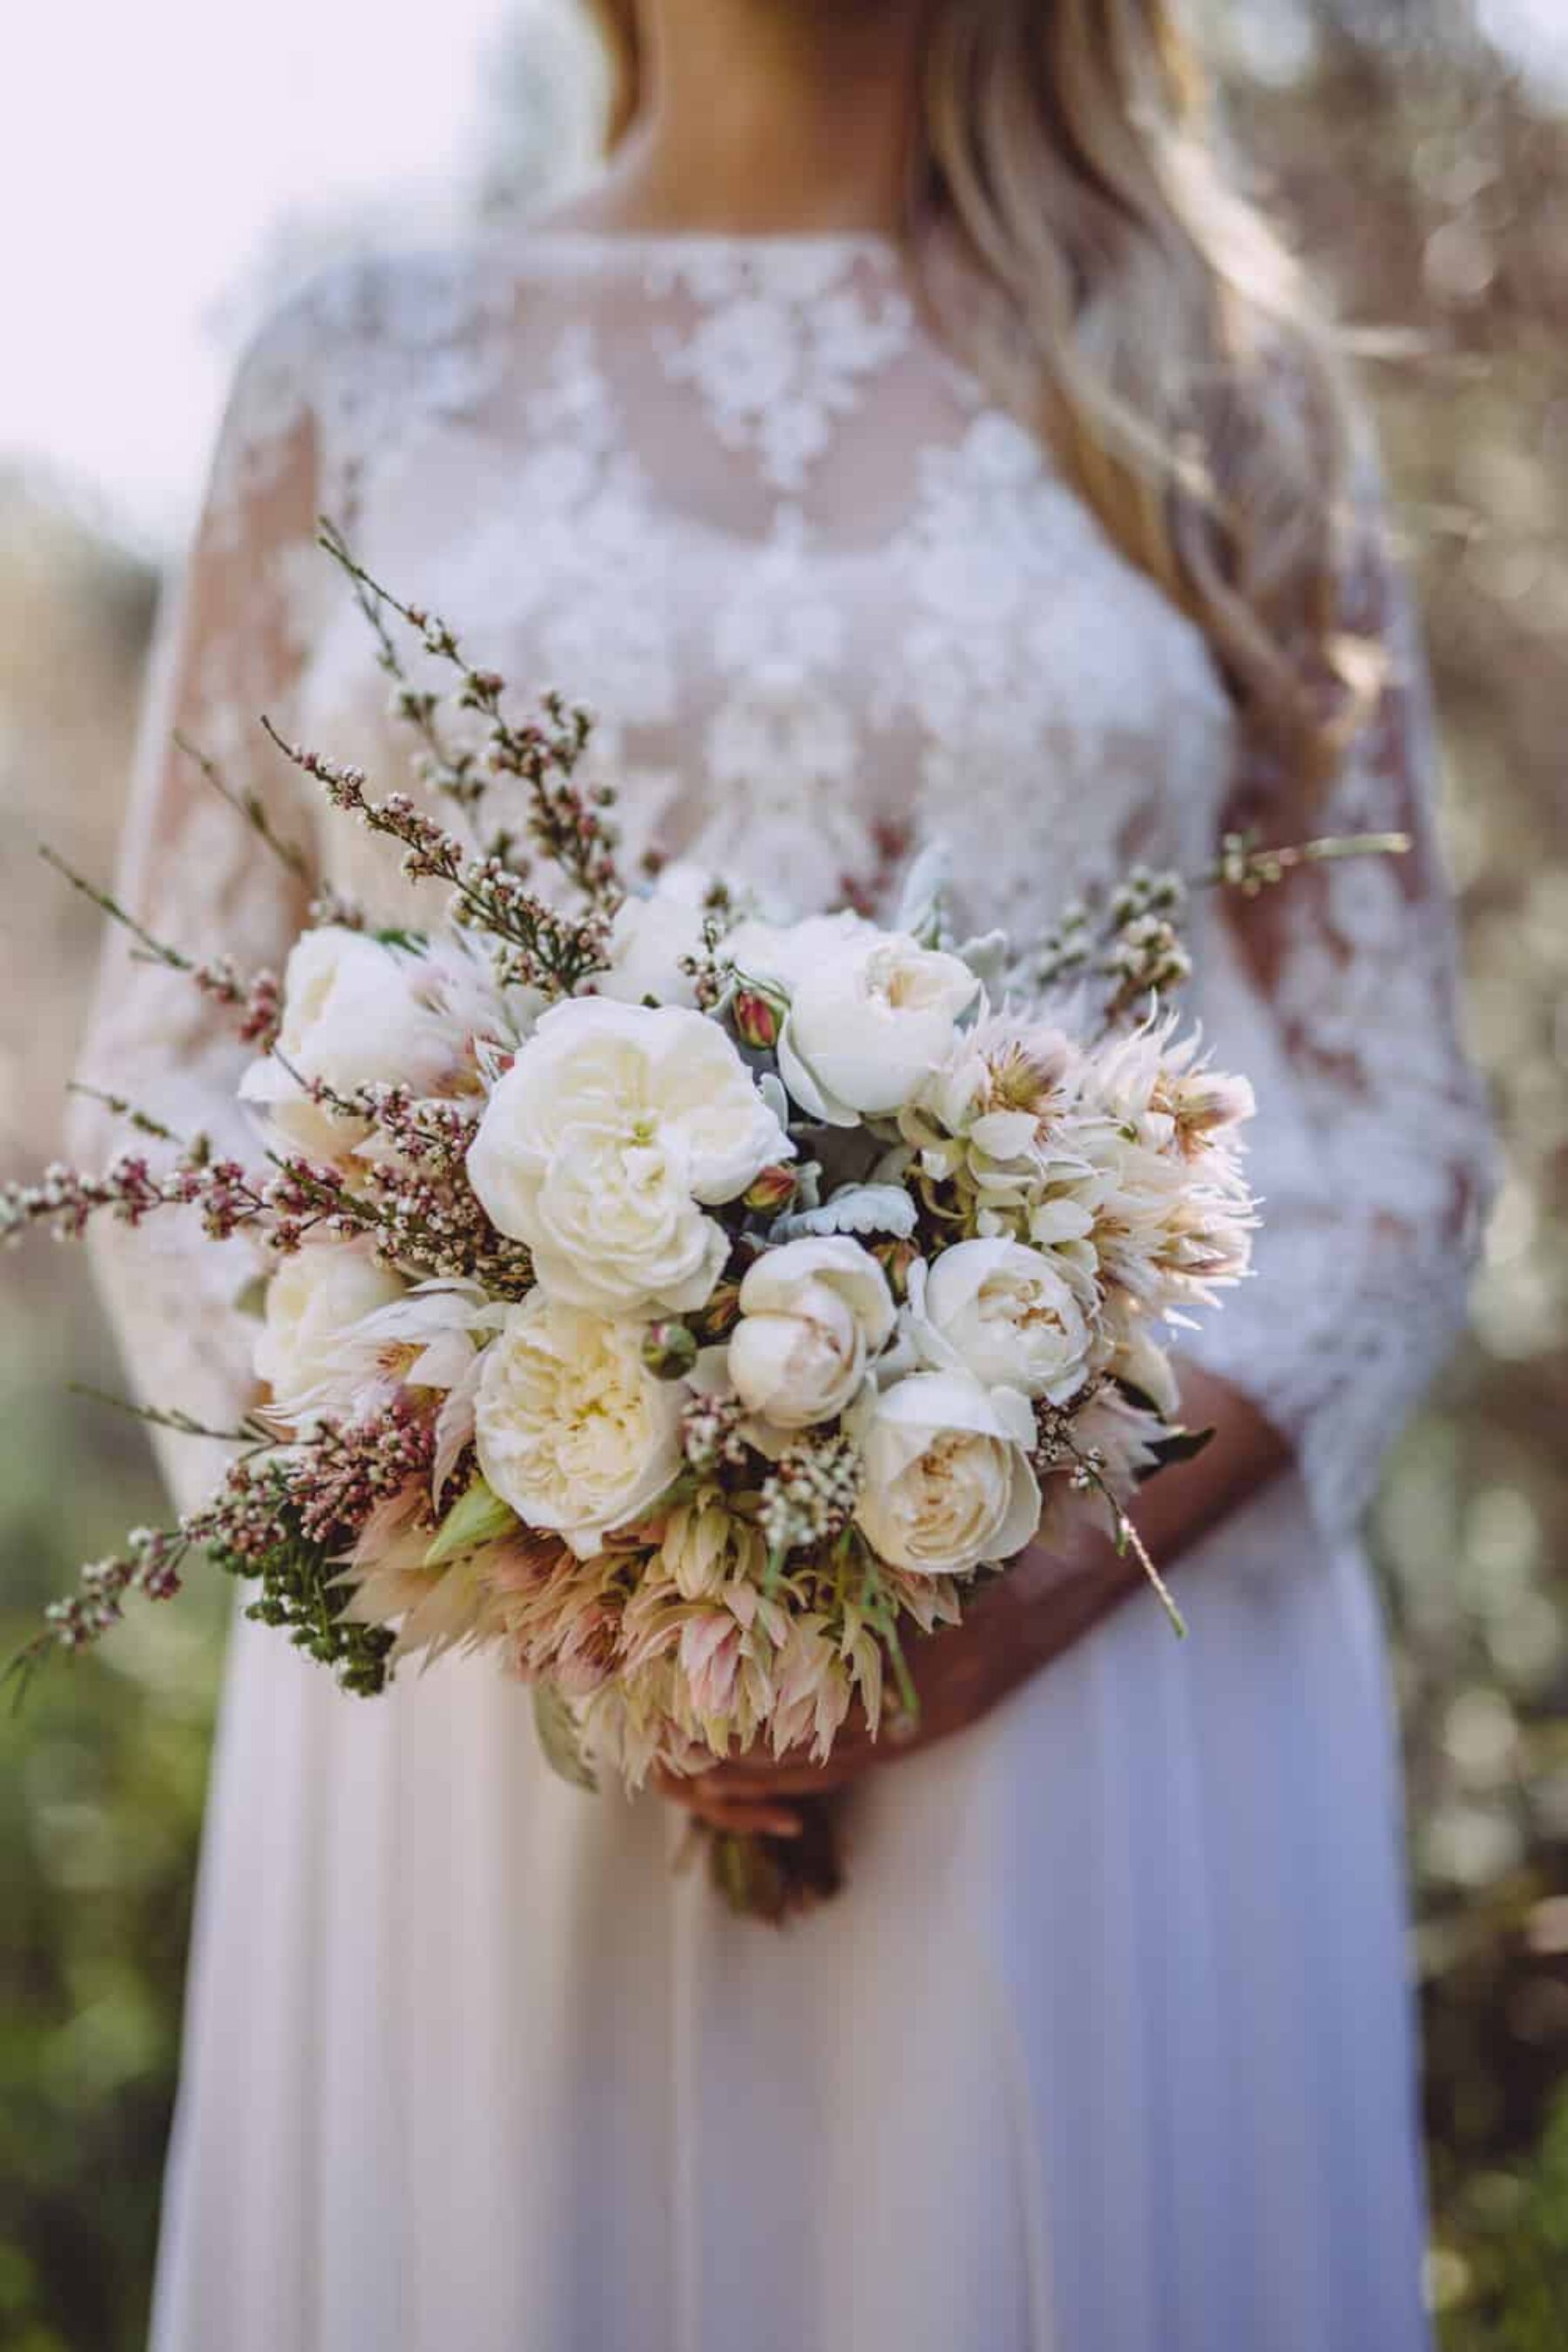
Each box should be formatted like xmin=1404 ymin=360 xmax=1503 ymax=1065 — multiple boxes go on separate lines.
xmin=532 ymin=1682 xmax=598 ymax=1792
xmin=422 ymin=1474 xmax=517 ymax=1567
xmin=1112 ymin=1375 xmax=1163 ymax=1416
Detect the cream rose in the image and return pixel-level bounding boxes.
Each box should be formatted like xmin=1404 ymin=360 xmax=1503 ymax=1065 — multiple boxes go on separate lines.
xmin=474 ymin=1293 xmax=686 ymax=1558
xmin=726 ymin=909 xmax=876 ymax=995
xmin=727 ymin=1235 xmax=895 ymax=1429
xmin=466 ymin=997 xmax=790 ymax=1318
xmin=524 ymin=1132 xmax=730 ymax=1316
xmin=910 ymin=1238 xmax=1092 ymax=1405
xmin=253 ymin=1243 xmax=407 ymax=1416
xmin=776 ymin=930 xmax=980 ymax=1126
xmin=851 ymin=1369 xmax=1041 ymax=1576
xmin=240 ymin=926 xmax=523 ymax=1161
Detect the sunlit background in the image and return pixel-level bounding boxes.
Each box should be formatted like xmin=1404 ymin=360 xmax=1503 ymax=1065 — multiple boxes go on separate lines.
xmin=2 ymin=3 xmax=1565 ymax=2344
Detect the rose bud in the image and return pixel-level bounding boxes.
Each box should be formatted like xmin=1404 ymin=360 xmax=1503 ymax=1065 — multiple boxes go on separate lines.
xmin=870 ymin=1235 xmax=921 ymax=1301
xmin=743 ymin=1163 xmax=798 ymax=1216
xmin=692 ymin=1278 xmax=745 ymax=1342
xmin=640 ymin=1320 xmax=700 ymax=1381
xmin=732 ymin=983 xmax=787 ymax=1053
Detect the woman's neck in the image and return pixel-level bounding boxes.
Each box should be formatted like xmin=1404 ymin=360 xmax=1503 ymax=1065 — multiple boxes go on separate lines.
xmin=561 ymin=0 xmax=926 ymax=238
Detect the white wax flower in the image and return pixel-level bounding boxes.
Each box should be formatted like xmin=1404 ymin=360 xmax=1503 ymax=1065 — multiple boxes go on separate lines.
xmin=851 ymin=1369 xmax=1040 ymax=1577
xmin=466 ymin=997 xmax=791 ymax=1319
xmin=727 ymin=1235 xmax=896 ymax=1429
xmin=474 ymin=1293 xmax=686 ymax=1559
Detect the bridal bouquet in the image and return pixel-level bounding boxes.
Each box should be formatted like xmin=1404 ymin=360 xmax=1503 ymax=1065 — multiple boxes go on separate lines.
xmin=5 ymin=531 xmax=1390 ymax=1914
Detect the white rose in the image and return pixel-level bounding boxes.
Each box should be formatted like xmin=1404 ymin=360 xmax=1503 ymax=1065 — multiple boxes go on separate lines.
xmin=851 ymin=1370 xmax=1040 ymax=1576
xmin=466 ymin=997 xmax=790 ymax=1318
xmin=253 ymin=1243 xmax=407 ymax=1415
xmin=474 ymin=1293 xmax=686 ymax=1558
xmin=727 ymin=1235 xmax=896 ymax=1429
xmin=598 ymin=863 xmax=713 ymax=1010
xmin=524 ymin=1130 xmax=730 ymax=1316
xmin=240 ymin=926 xmax=524 ymax=1161
xmin=777 ymin=930 xmax=980 ymax=1125
xmin=909 ymin=1238 xmax=1092 ymax=1405
xmin=726 ymin=909 xmax=876 ymax=995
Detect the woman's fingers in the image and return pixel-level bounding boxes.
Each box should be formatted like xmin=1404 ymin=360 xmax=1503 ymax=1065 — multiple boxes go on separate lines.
xmin=692 ymin=1761 xmax=841 ymax=1799
xmin=686 ymin=1740 xmax=878 ymax=1798
xmin=652 ymin=1721 xmax=885 ymax=1821
xmin=652 ymin=1768 xmax=805 ymax=1839
xmin=692 ymin=1797 xmax=806 ymax=1838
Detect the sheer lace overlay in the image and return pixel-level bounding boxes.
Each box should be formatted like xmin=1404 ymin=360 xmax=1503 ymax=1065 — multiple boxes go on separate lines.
xmin=76 ymin=231 xmax=1493 ymax=1531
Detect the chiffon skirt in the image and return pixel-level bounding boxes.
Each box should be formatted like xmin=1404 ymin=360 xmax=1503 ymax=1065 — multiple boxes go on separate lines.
xmin=149 ymin=1467 xmax=1433 ymax=2352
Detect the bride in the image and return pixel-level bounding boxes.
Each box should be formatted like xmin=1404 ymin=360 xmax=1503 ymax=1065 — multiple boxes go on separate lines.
xmin=78 ymin=2 xmax=1495 ymax=2346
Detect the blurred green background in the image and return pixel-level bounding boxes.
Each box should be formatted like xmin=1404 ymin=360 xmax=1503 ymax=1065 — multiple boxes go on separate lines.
xmin=2 ymin=3 xmax=1566 ymax=2345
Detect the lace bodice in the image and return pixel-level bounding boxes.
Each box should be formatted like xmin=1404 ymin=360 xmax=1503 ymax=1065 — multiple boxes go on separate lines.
xmin=74 ymin=230 xmax=1494 ymax=1537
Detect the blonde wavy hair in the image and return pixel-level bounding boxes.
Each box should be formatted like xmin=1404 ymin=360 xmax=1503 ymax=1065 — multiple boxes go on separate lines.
xmin=584 ymin=0 xmax=1374 ymax=790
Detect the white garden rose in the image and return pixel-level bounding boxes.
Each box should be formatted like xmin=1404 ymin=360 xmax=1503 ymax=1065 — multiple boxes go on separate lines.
xmin=598 ymin=862 xmax=713 ymax=1010
xmin=909 ymin=1237 xmax=1092 ymax=1405
xmin=725 ymin=909 xmax=876 ymax=996
xmin=466 ymin=997 xmax=791 ymax=1318
xmin=240 ymin=925 xmax=525 ymax=1162
xmin=474 ymin=1293 xmax=686 ymax=1558
xmin=727 ymin=1235 xmax=896 ymax=1429
xmin=253 ymin=1243 xmax=407 ymax=1416
xmin=524 ymin=1130 xmax=730 ymax=1316
xmin=851 ymin=1370 xmax=1041 ymax=1576
xmin=776 ymin=930 xmax=980 ymax=1125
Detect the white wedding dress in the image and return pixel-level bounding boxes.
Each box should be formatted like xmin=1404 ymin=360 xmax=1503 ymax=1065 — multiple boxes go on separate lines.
xmin=78 ymin=232 xmax=1495 ymax=2352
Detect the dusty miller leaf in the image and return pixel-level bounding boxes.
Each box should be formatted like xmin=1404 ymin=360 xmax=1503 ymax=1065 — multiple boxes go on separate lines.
xmin=893 ymin=841 xmax=950 ymax=945
xmin=773 ymin=1183 xmax=918 ymax=1242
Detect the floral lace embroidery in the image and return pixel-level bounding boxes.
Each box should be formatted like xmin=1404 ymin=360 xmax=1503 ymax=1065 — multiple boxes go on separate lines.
xmin=648 ymin=241 xmax=913 ymax=493
xmin=82 ymin=233 xmax=1495 ymax=1537
xmin=686 ymin=504 xmax=876 ymax=903
xmin=873 ymin=411 xmax=1233 ymax=931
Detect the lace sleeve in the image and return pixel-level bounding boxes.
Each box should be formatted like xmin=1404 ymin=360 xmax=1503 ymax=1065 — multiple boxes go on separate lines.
xmin=1179 ymin=457 xmax=1497 ymax=1541
xmin=69 ymin=299 xmax=321 ymax=1509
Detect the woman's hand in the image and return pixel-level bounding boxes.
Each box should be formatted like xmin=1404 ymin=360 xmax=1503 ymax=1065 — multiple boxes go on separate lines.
xmin=652 ymin=1357 xmax=1293 ymax=1841
xmin=654 ymin=1534 xmax=1115 ymax=1839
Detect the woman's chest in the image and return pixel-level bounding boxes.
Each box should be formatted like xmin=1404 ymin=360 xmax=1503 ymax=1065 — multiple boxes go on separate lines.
xmin=297 ymin=341 xmax=1238 ymax=929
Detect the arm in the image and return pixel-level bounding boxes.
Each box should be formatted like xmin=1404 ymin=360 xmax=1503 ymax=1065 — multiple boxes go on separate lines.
xmin=663 ymin=441 xmax=1497 ymax=1832
xmin=69 ymin=301 xmax=322 ymax=1510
